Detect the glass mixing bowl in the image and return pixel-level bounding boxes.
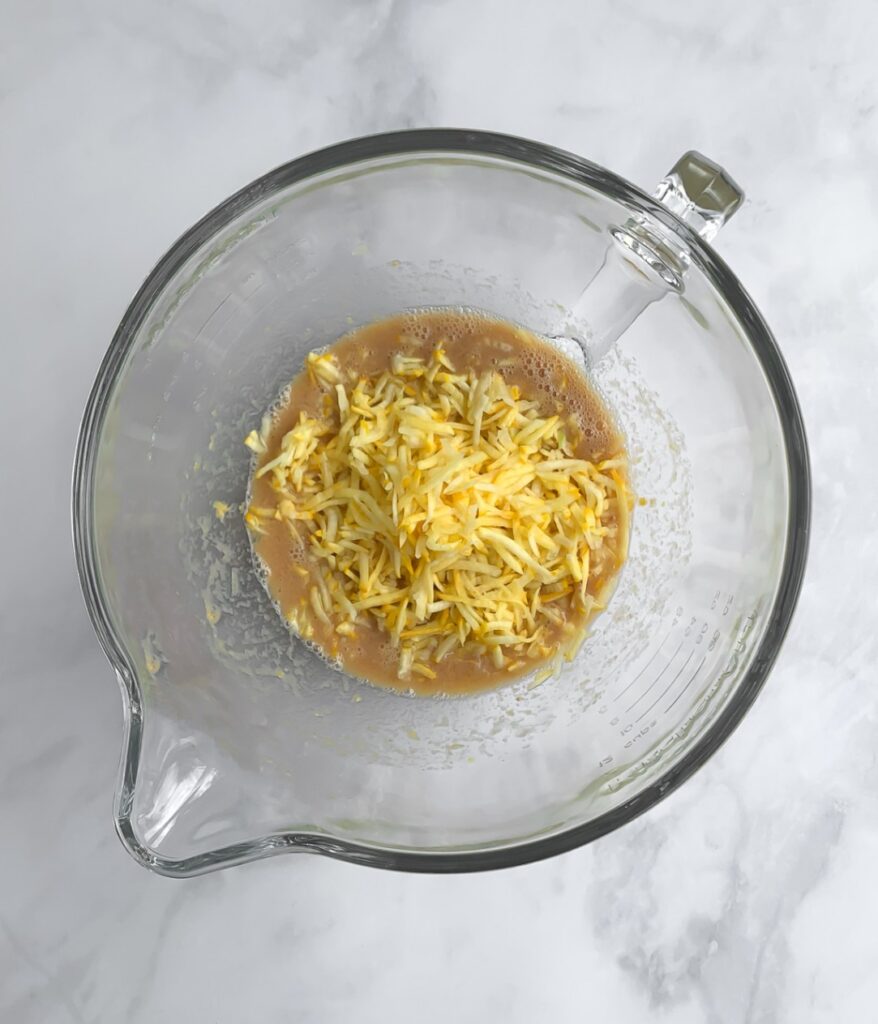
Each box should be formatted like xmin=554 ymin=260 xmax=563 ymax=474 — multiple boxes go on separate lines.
xmin=73 ymin=130 xmax=809 ymax=876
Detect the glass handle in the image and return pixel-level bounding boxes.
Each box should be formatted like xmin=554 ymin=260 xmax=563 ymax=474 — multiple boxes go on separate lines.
xmin=569 ymin=151 xmax=745 ymax=364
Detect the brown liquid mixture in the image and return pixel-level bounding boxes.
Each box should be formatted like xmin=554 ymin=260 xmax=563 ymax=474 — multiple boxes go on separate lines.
xmin=248 ymin=310 xmax=628 ymax=695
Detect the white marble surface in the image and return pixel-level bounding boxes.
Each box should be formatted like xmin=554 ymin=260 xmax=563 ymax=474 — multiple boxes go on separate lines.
xmin=2 ymin=0 xmax=877 ymax=1020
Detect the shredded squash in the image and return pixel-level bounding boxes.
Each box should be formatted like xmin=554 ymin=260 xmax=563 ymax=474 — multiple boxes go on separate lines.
xmin=246 ymin=345 xmax=631 ymax=679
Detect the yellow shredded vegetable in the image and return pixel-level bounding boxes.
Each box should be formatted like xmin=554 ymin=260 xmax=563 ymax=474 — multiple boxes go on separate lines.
xmin=247 ymin=345 xmax=631 ymax=679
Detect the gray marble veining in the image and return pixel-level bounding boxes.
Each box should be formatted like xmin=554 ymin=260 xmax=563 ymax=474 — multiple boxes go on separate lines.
xmin=2 ymin=0 xmax=878 ymax=1020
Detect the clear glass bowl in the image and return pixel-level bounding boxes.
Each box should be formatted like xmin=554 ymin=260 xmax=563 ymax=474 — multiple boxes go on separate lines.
xmin=73 ymin=130 xmax=809 ymax=875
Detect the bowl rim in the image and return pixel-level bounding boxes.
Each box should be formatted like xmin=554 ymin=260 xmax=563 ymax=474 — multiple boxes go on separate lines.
xmin=72 ymin=127 xmax=811 ymax=877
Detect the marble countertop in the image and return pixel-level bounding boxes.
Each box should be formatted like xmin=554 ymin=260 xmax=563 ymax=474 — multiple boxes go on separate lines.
xmin=3 ymin=1 xmax=877 ymax=1020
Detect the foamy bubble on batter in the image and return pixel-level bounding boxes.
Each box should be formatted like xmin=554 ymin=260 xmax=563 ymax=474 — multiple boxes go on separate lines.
xmin=392 ymin=305 xmax=613 ymax=455
xmin=401 ymin=306 xmax=492 ymax=347
xmin=513 ymin=344 xmax=612 ymax=453
xmin=264 ymin=381 xmax=294 ymax=428
xmin=252 ymin=550 xmax=270 ymax=590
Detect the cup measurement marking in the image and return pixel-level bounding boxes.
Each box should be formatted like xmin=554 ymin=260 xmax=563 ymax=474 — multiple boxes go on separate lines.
xmin=636 ymin=649 xmax=701 ymax=723
xmin=624 ymin=638 xmax=685 ymax=714
xmin=596 ymin=598 xmax=757 ymax=783
xmin=665 ymin=655 xmax=709 ymax=714
xmin=611 ymin=630 xmax=675 ymax=704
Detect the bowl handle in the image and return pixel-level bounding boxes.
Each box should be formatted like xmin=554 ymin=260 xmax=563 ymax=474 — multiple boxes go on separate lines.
xmin=570 ymin=151 xmax=744 ymax=363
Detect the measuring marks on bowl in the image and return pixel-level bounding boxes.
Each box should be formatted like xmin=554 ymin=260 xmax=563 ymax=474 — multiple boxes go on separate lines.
xmin=594 ymin=589 xmax=758 ymax=776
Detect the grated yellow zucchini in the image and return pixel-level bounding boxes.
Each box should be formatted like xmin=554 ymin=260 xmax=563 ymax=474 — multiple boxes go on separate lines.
xmin=247 ymin=345 xmax=631 ymax=678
